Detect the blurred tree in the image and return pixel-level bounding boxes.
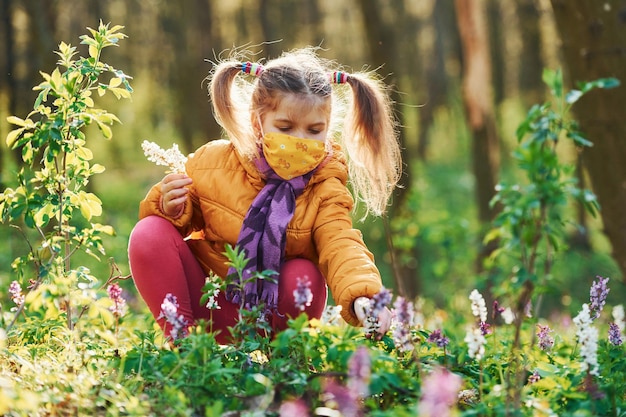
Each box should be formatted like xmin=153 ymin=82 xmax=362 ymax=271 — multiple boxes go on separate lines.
xmin=517 ymin=0 xmax=545 ymax=106
xmin=417 ymin=1 xmax=457 ymax=161
xmin=550 ymin=0 xmax=626 ymax=282
xmin=0 ymin=0 xmax=13 ymax=188
xmin=356 ymin=0 xmax=419 ymax=299
xmin=455 ymin=0 xmax=500 ymax=276
xmin=160 ymin=0 xmax=221 ymax=153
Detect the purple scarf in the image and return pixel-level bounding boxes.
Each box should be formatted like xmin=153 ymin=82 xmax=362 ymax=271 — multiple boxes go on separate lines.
xmin=225 ymin=154 xmax=314 ymax=310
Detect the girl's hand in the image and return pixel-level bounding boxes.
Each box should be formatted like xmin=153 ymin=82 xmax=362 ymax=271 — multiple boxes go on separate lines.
xmin=354 ymin=296 xmax=392 ymax=339
xmin=160 ymin=173 xmax=192 ymax=217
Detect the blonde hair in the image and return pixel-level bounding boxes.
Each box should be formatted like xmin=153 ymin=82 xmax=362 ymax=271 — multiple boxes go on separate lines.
xmin=208 ymin=47 xmax=402 ymax=216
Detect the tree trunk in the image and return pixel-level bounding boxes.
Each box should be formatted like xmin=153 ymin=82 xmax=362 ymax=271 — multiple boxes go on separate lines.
xmin=417 ymin=0 xmax=455 ymax=161
xmin=550 ymin=0 xmax=626 ymax=281
xmin=517 ymin=0 xmax=545 ymax=107
xmin=356 ymin=0 xmax=419 ymax=299
xmin=0 ymin=0 xmax=14 ymax=189
xmin=455 ymin=0 xmax=500 ymax=236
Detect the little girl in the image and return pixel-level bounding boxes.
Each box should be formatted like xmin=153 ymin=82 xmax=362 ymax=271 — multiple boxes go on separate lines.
xmin=129 ymin=48 xmax=402 ymax=343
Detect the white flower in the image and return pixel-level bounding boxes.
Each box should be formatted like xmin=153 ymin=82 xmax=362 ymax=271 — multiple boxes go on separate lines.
xmin=469 ymin=289 xmax=487 ymax=322
xmin=320 ymin=305 xmax=343 ymax=326
xmin=464 ymin=327 xmax=486 ymax=360
xmin=501 ymin=307 xmax=515 ymax=325
xmin=573 ymin=304 xmax=599 ymax=376
xmin=142 ymin=140 xmax=188 ymax=174
xmin=613 ymin=305 xmax=625 ymax=332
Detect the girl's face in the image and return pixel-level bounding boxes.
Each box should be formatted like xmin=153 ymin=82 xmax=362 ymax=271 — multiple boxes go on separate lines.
xmin=257 ymin=93 xmax=331 ymax=142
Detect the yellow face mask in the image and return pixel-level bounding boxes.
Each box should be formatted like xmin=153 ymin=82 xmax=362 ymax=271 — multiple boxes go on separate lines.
xmin=262 ymin=132 xmax=327 ymax=180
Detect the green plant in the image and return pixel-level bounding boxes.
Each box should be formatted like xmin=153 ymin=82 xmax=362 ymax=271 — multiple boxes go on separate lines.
xmin=486 ymin=68 xmax=620 ymax=412
xmin=0 ymin=21 xmax=132 ymax=331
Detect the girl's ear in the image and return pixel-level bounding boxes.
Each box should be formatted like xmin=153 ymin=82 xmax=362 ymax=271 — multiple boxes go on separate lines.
xmin=251 ymin=112 xmax=262 ymax=137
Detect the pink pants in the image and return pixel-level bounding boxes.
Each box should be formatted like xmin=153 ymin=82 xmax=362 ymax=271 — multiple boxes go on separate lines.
xmin=128 ymin=216 xmax=327 ymax=343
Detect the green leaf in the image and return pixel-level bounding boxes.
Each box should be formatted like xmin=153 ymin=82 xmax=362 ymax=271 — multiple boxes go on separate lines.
xmin=95 ymin=119 xmax=113 ymax=139
xmin=542 ymin=68 xmax=563 ymax=99
xmin=6 ymin=127 xmax=26 ymax=148
xmin=565 ymin=89 xmax=583 ymax=104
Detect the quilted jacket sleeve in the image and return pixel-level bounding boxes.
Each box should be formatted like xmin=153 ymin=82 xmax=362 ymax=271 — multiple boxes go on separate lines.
xmin=312 ymin=178 xmax=383 ymax=326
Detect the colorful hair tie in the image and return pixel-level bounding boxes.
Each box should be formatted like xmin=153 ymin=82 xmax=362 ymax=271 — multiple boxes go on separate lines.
xmin=241 ymin=61 xmax=264 ymax=77
xmin=330 ymin=71 xmax=349 ymax=84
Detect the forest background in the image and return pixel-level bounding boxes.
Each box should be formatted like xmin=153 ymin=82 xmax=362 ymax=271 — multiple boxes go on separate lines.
xmin=1 ymin=0 xmax=625 ymax=319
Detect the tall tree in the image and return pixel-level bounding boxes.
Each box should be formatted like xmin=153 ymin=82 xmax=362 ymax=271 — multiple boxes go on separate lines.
xmin=550 ymin=0 xmax=626 ymax=281
xmin=455 ymin=0 xmax=501 ymax=272
xmin=0 ymin=0 xmax=14 ymax=189
xmin=517 ymin=0 xmax=545 ymax=107
xmin=356 ymin=0 xmax=420 ymax=299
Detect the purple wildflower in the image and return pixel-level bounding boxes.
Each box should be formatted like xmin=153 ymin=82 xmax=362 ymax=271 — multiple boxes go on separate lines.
xmin=589 ymin=276 xmax=610 ymax=321
xmin=492 ymin=300 xmax=505 ymax=320
xmin=363 ymin=287 xmax=392 ymax=337
xmin=536 ymin=324 xmax=555 ymax=351
xmin=322 ymin=379 xmax=362 ymax=417
xmin=158 ymin=293 xmax=188 ymax=340
xmin=370 ymin=287 xmax=392 ymax=317
xmin=417 ymin=367 xmax=462 ymax=417
xmin=428 ymin=329 xmax=450 ymax=348
xmin=479 ymin=321 xmax=492 ymax=336
xmin=391 ymin=296 xmax=415 ymax=352
xmin=293 ymin=275 xmax=313 ymax=312
xmin=8 ymin=281 xmax=25 ymax=308
xmin=528 ymin=370 xmax=541 ymax=384
xmin=107 ymin=283 xmax=127 ymax=317
xmin=347 ymin=346 xmax=371 ymax=398
xmin=279 ymin=399 xmax=310 ymax=417
xmin=608 ymin=322 xmax=623 ymax=346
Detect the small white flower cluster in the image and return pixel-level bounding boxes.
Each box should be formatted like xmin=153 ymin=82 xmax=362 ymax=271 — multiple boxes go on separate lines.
xmin=320 ymin=305 xmax=343 ymax=326
xmin=203 ymin=275 xmax=221 ymax=310
xmin=142 ymin=140 xmax=188 ymax=174
xmin=464 ymin=327 xmax=486 ymax=360
xmin=573 ymin=303 xmax=599 ymax=376
xmin=469 ymin=289 xmax=487 ymax=322
xmin=501 ymin=307 xmax=515 ymax=324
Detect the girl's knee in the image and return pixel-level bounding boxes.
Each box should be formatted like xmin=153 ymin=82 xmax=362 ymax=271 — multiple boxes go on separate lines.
xmin=278 ymin=258 xmax=327 ymax=318
xmin=129 ymin=216 xmax=176 ymax=246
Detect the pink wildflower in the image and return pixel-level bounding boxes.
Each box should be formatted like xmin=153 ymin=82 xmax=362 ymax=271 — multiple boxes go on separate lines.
xmin=528 ymin=370 xmax=541 ymax=384
xmin=107 ymin=283 xmax=127 ymax=317
xmin=589 ymin=276 xmax=610 ymax=321
xmin=608 ymin=322 xmax=623 ymax=346
xmin=293 ymin=275 xmax=313 ymax=311
xmin=321 ymin=379 xmax=362 ymax=417
xmin=363 ymin=287 xmax=392 ymax=337
xmin=428 ymin=329 xmax=450 ymax=348
xmin=8 ymin=281 xmax=25 ymax=310
xmin=347 ymin=346 xmax=371 ymax=398
xmin=279 ymin=399 xmax=309 ymax=417
xmin=536 ymin=324 xmax=555 ymax=351
xmin=417 ymin=367 xmax=463 ymax=417
xmin=158 ymin=293 xmax=188 ymax=340
xmin=391 ymin=296 xmax=415 ymax=352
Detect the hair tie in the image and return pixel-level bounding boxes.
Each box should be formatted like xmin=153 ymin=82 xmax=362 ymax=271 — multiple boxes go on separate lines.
xmin=241 ymin=61 xmax=264 ymax=77
xmin=330 ymin=71 xmax=349 ymax=84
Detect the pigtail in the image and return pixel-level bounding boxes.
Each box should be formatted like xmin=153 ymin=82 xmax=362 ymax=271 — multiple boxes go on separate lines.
xmin=208 ymin=61 xmax=258 ymax=159
xmin=342 ymin=73 xmax=402 ymax=217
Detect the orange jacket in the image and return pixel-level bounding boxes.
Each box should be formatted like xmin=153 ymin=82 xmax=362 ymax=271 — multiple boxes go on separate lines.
xmin=139 ymin=139 xmax=383 ymax=325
